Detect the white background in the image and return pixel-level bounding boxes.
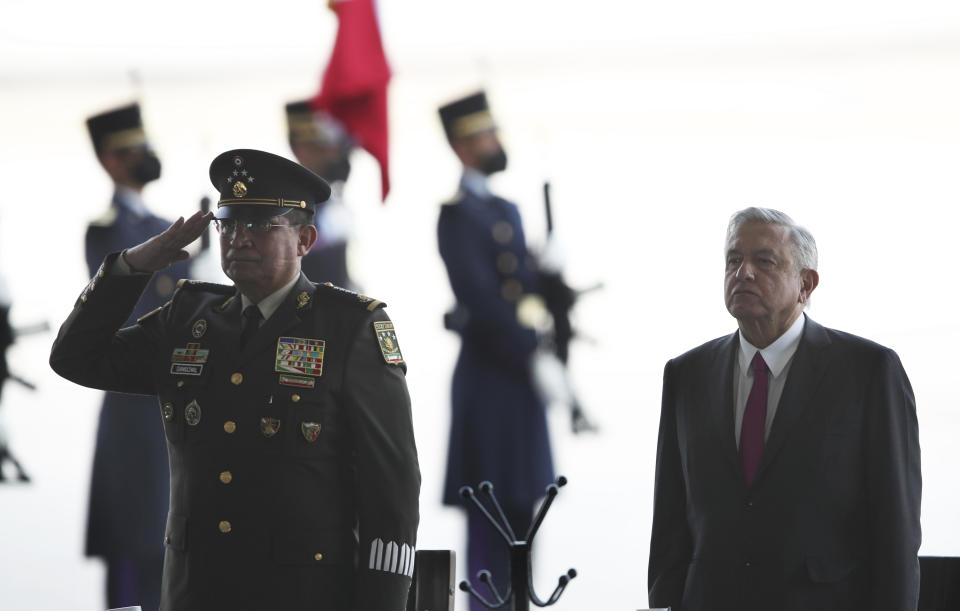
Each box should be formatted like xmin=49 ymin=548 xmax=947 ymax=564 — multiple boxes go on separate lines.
xmin=1 ymin=1 xmax=959 ymax=609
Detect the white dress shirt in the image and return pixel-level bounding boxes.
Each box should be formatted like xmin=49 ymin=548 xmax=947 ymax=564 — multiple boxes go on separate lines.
xmin=240 ymin=274 xmax=300 ymax=326
xmin=733 ymin=313 xmax=806 ymax=446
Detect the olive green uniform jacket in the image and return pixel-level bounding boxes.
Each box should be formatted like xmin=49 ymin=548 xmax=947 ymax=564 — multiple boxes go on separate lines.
xmin=51 ymin=253 xmax=420 ymax=611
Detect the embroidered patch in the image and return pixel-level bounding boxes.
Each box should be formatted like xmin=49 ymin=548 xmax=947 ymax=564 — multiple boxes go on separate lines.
xmin=373 ymin=321 xmax=404 ymax=365
xmin=185 ymin=400 xmax=201 ymax=426
xmin=279 ymin=374 xmax=316 ymax=389
xmin=171 ymin=343 xmax=209 ymax=364
xmin=170 ymin=363 xmax=203 ymax=376
xmin=260 ymin=417 xmax=280 ymax=437
xmin=301 ymin=421 xmax=322 ymax=442
xmin=275 ymin=337 xmax=325 ymax=377
xmin=191 ymin=319 xmax=207 ymax=338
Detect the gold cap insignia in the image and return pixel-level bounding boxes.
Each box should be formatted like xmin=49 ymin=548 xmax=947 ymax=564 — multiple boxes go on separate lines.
xmin=233 ymin=181 xmax=248 ymax=198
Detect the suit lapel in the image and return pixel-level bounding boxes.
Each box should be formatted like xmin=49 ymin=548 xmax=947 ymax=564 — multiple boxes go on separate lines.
xmin=707 ymin=332 xmax=742 ymax=475
xmin=236 ymin=274 xmax=316 ymax=367
xmin=751 ymin=316 xmax=832 ymax=487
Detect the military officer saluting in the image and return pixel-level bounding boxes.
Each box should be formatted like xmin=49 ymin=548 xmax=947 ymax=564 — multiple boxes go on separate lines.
xmin=51 ymin=149 xmax=420 ymax=610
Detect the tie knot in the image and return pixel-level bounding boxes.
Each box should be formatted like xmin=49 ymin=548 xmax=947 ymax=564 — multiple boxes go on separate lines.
xmin=751 ymin=351 xmax=768 ymax=375
xmin=243 ymin=305 xmax=263 ymax=323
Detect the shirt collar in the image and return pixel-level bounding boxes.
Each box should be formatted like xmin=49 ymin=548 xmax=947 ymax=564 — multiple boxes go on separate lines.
xmin=738 ymin=313 xmax=806 ymax=378
xmin=240 ymin=273 xmax=300 ymax=322
xmin=460 ymin=167 xmax=491 ymax=199
xmin=113 ymin=186 xmax=150 ymax=217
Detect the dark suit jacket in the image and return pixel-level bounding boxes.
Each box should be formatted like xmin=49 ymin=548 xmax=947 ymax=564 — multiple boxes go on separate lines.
xmin=649 ymin=316 xmax=921 ymax=611
xmin=51 ymin=254 xmax=420 ymax=611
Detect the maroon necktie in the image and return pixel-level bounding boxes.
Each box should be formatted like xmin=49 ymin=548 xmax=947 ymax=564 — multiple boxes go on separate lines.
xmin=740 ymin=352 xmax=768 ymax=486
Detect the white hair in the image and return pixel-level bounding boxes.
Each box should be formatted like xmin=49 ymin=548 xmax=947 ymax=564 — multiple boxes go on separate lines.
xmin=726 ymin=207 xmax=818 ymax=272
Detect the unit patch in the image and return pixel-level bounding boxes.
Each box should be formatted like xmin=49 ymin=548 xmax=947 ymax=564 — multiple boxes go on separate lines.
xmin=275 ymin=337 xmax=325 ymax=377
xmin=260 ymin=417 xmax=280 ymax=438
xmin=301 ymin=422 xmax=322 ymax=442
xmin=373 ymin=321 xmax=404 ymax=365
xmin=171 ymin=342 xmax=209 ymax=376
xmin=191 ymin=319 xmax=208 ymax=338
xmin=279 ymin=374 xmax=316 ymax=389
xmin=185 ymin=400 xmax=202 ymax=426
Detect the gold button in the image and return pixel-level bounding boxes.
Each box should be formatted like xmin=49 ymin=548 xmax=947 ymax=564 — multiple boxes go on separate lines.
xmin=98 ymin=268 xmax=105 ymax=278
xmin=89 ymin=281 xmax=96 ymax=291
xmin=223 ymin=421 xmax=237 ymax=434
xmin=500 ymin=278 xmax=523 ymax=302
xmin=164 ymin=535 xmax=171 ymax=544
xmin=230 ymin=372 xmax=243 ymax=385
xmin=218 ymin=520 xmax=232 ymax=533
xmin=219 ymin=470 xmax=232 ymax=484
xmin=176 ymin=380 xmax=185 ymax=388
xmin=291 ymin=394 xmax=301 ymax=403
xmin=314 ymin=553 xmax=323 ymax=561
xmin=80 ymin=294 xmax=88 ymax=303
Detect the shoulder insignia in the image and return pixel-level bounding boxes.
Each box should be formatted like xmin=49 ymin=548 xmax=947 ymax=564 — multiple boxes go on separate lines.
xmin=137 ymin=300 xmax=171 ymax=325
xmin=215 ymin=294 xmax=237 ymax=312
xmin=87 ymin=206 xmax=118 ymax=227
xmin=315 ymin=282 xmax=386 ymax=311
xmin=440 ymin=188 xmax=466 ymax=207
xmin=175 ymin=279 xmax=235 ymax=295
xmin=373 ymin=321 xmax=404 ymax=365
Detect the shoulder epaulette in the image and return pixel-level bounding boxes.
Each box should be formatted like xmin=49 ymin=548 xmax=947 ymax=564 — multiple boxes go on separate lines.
xmin=88 ymin=206 xmax=119 ymax=227
xmin=176 ymin=279 xmax=236 ymax=295
xmin=440 ymin=188 xmax=466 ymax=207
xmin=314 ymin=281 xmax=386 ymax=311
xmin=137 ymin=300 xmax=171 ymax=324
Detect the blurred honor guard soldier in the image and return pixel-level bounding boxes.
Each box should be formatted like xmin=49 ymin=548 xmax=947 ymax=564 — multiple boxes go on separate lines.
xmin=286 ymin=100 xmax=354 ymax=288
xmin=649 ymin=208 xmax=921 ymax=610
xmin=84 ymin=102 xmax=191 ymax=611
xmin=437 ymin=91 xmax=566 ymax=606
xmin=51 ymin=149 xmax=420 ymax=610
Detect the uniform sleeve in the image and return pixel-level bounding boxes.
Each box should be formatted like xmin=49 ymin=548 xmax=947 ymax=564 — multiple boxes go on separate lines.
xmin=437 ymin=205 xmax=538 ymax=370
xmin=341 ymin=308 xmax=420 ymax=611
xmin=49 ymin=253 xmax=163 ymax=396
xmin=648 ymin=359 xmax=693 ymax=608
xmin=865 ymin=349 xmax=921 ymax=609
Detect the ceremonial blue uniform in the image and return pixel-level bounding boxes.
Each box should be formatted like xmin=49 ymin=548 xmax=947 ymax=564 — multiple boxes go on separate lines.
xmin=438 ymin=172 xmax=554 ymax=597
xmin=84 ymin=189 xmax=190 ymax=609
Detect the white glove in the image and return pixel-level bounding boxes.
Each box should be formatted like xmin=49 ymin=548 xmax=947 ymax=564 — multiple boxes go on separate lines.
xmin=529 ymin=349 xmax=574 ymax=408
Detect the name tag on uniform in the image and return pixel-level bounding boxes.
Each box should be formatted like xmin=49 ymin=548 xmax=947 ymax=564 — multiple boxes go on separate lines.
xmin=170 ymin=342 xmax=209 ymax=376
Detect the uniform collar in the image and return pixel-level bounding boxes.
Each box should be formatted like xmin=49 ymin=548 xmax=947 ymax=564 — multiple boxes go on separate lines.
xmin=460 ymin=167 xmax=491 ymax=199
xmin=113 ymin=185 xmax=150 ymax=218
xmin=738 ymin=312 xmax=806 ymax=378
xmin=240 ymin=273 xmax=300 ymax=322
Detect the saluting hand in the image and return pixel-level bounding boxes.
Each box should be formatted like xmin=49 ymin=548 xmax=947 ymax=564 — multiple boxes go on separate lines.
xmin=123 ymin=211 xmax=214 ymax=272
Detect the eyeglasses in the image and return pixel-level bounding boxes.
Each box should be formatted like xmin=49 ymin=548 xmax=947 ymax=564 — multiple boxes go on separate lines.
xmin=213 ymin=219 xmax=300 ymax=237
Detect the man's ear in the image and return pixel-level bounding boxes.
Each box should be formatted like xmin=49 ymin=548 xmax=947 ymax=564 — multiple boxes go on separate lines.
xmin=297 ymin=224 xmax=318 ymax=256
xmin=799 ymin=268 xmax=820 ymax=303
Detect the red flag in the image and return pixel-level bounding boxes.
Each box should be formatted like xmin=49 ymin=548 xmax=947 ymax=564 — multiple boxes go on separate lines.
xmin=312 ymin=0 xmax=391 ymax=201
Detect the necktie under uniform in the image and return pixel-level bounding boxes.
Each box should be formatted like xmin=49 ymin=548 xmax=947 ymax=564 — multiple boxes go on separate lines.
xmin=240 ymin=305 xmax=262 ymax=348
xmin=740 ymin=352 xmax=769 ymax=486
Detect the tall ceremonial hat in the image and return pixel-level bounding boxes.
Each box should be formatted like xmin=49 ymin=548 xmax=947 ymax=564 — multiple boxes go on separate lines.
xmin=86 ymin=102 xmax=150 ymax=156
xmin=438 ymin=91 xmax=497 ymax=141
xmin=209 ymin=149 xmax=331 ymax=220
xmin=285 ymin=99 xmax=351 ymax=148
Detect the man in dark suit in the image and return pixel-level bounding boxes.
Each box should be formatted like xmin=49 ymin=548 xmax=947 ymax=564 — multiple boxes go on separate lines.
xmin=83 ymin=102 xmax=191 ymax=611
xmin=437 ymin=91 xmax=566 ymax=607
xmin=648 ymin=207 xmax=921 ymax=611
xmin=51 ymin=149 xmax=420 ymax=610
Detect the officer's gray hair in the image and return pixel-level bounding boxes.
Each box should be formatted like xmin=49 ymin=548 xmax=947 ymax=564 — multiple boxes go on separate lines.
xmin=726 ymin=207 xmax=818 ymax=272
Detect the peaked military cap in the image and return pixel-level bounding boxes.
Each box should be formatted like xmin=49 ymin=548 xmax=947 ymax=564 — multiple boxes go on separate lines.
xmin=285 ymin=99 xmax=351 ymax=148
xmin=86 ymin=102 xmax=150 ymax=156
xmin=209 ymin=149 xmax=331 ymax=220
xmin=438 ymin=91 xmax=497 ymax=140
